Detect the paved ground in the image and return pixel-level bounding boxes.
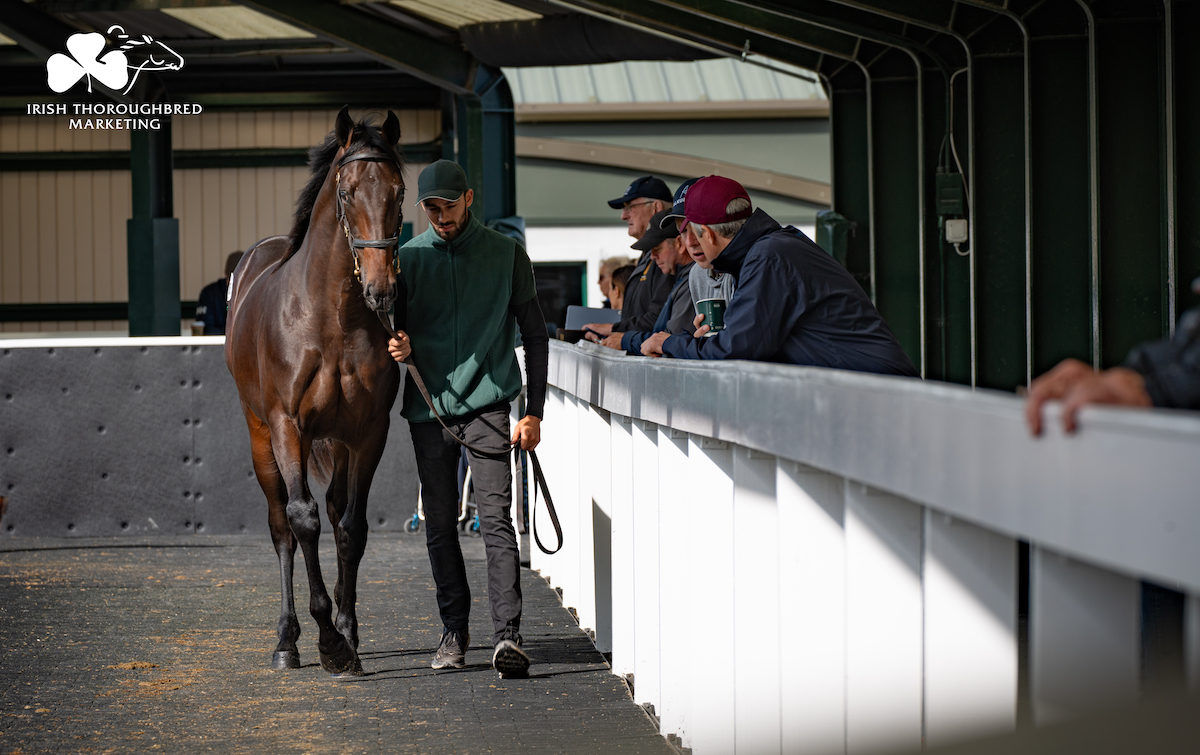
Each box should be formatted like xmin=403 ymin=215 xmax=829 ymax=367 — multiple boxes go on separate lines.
xmin=0 ymin=531 xmax=673 ymax=754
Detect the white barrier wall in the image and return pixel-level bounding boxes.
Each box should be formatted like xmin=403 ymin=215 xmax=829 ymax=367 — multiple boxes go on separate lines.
xmin=532 ymin=341 xmax=1200 ymax=754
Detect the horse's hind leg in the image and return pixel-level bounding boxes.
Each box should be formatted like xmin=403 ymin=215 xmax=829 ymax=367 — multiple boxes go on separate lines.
xmin=244 ymin=406 xmax=301 ymax=670
xmin=269 ymin=415 xmax=362 ymax=676
xmin=333 ymin=421 xmax=390 ymax=655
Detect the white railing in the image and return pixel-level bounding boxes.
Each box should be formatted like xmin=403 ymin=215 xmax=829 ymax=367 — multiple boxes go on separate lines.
xmin=531 ymin=340 xmax=1200 ymax=754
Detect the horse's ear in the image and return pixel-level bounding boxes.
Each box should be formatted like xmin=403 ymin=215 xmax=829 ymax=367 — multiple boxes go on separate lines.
xmin=383 ymin=110 xmax=401 ymax=146
xmin=335 ymin=106 xmax=353 ymax=149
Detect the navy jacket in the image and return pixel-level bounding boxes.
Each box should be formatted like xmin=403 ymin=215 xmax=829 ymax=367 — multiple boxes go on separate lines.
xmin=617 ymin=250 xmax=676 ymax=332
xmin=1125 ymin=306 xmax=1200 ymax=409
xmin=661 ymin=210 xmax=919 ymax=377
xmin=196 ymin=278 xmax=228 ymax=335
xmin=622 ymin=261 xmax=696 ymax=355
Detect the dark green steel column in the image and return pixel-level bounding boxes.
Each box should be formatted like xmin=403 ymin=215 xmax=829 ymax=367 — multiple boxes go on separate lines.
xmin=871 ymin=75 xmax=922 ymax=365
xmin=127 ymin=119 xmax=180 ymax=337
xmin=1027 ymin=1 xmax=1092 ymax=376
xmin=829 ymin=67 xmax=872 ymax=295
xmin=453 ymin=65 xmax=515 ymax=224
xmin=1095 ymin=5 xmax=1167 ymax=366
xmin=972 ymin=54 xmax=1028 ymax=391
xmin=1169 ymin=0 xmax=1200 ymax=316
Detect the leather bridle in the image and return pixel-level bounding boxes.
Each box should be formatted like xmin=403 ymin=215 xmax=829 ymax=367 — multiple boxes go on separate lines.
xmin=334 ymin=150 xmax=404 ymax=280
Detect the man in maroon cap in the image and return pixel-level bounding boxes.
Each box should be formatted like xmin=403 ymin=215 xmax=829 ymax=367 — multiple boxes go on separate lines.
xmin=643 ymin=176 xmax=918 ymax=377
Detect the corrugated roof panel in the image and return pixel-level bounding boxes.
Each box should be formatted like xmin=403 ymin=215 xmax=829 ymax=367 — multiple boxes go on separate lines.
xmin=160 ymin=7 xmax=314 ymax=39
xmin=554 ymin=66 xmax=598 ymax=104
xmin=694 ymin=59 xmax=745 ymax=101
xmin=0 ymin=32 xmax=15 ymax=45
xmin=736 ymin=62 xmax=783 ymax=100
xmin=626 ymin=61 xmax=669 ymax=103
xmin=388 ymin=0 xmax=540 ymax=29
xmin=588 ymin=64 xmax=631 ymax=103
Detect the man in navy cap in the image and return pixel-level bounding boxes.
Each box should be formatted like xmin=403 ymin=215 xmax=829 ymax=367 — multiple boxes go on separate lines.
xmin=643 ymin=175 xmax=918 ymax=377
xmin=584 ymin=176 xmax=676 ymax=338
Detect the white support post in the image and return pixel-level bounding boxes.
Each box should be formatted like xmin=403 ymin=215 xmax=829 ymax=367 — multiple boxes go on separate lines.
xmin=923 ymin=512 xmax=1018 ymax=746
xmin=732 ymin=447 xmax=780 ymax=755
xmin=557 ymin=392 xmax=582 ymax=614
xmin=587 ymin=404 xmax=613 ymax=652
xmin=845 ymin=483 xmax=924 ymax=755
xmin=1031 ymin=547 xmax=1140 ymax=725
xmin=778 ymin=462 xmax=846 ymax=754
xmin=686 ymin=435 xmax=735 ymax=755
xmin=657 ymin=427 xmax=691 ymax=745
xmin=632 ymin=420 xmax=662 ymax=709
xmin=610 ymin=414 xmax=635 ymax=676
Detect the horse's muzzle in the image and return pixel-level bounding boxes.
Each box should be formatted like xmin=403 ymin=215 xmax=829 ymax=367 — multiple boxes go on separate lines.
xmin=363 ymin=283 xmax=396 ymax=314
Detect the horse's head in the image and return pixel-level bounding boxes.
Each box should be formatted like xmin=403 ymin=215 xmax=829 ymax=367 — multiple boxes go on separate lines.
xmin=332 ymin=107 xmax=405 ymax=313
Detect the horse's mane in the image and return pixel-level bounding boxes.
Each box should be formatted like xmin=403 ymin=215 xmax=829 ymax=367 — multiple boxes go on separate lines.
xmin=287 ymin=115 xmax=405 ymax=255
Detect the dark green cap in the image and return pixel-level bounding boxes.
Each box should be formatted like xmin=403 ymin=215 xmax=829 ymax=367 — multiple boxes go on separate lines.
xmin=415 ymin=159 xmax=469 ymax=204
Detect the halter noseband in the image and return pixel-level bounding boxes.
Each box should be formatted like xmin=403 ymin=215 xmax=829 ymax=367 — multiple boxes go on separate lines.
xmin=334 ymin=150 xmax=404 ymax=279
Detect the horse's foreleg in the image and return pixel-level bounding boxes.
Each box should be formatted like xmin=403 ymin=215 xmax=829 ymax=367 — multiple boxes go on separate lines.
xmin=321 ymin=442 xmax=354 ymax=647
xmin=244 ymin=406 xmax=301 ymax=670
xmin=334 ymin=421 xmax=389 ymax=656
xmin=269 ymin=416 xmax=362 ymax=676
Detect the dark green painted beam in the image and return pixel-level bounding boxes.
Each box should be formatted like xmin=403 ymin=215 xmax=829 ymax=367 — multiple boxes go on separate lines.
xmin=1174 ymin=0 xmax=1200 ymax=317
xmin=1027 ymin=3 xmax=1092 ymax=377
xmin=127 ymin=123 xmax=180 ymax=336
xmin=871 ymin=78 xmax=922 ymax=368
xmin=0 ymin=143 xmax=443 ymax=172
xmin=239 ymin=0 xmax=475 ymax=94
xmin=1095 ymin=7 xmax=1167 ymax=368
xmin=973 ymin=56 xmax=1028 ymax=391
xmin=829 ymin=78 xmax=873 ymax=295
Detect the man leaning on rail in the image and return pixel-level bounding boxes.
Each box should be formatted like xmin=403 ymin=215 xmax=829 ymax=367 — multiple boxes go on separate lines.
xmin=1025 ymin=280 xmax=1200 ymax=435
xmin=641 ymin=175 xmax=919 ymax=378
xmin=385 ymin=160 xmax=550 ymax=679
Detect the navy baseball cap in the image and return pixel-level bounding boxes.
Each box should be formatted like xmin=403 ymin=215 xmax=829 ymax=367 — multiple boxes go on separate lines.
xmin=660 ymin=177 xmax=701 ymax=228
xmin=607 ymin=175 xmax=672 ymax=209
xmin=415 ymin=159 xmax=469 ymax=204
xmin=631 ymin=208 xmax=681 ymax=251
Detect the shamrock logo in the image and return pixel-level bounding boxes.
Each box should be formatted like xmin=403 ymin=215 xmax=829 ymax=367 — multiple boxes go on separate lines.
xmin=46 ymin=32 xmax=129 ymax=94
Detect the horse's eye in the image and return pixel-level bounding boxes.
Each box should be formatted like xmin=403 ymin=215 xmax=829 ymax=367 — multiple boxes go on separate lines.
xmin=339 ymin=190 xmax=349 ymax=201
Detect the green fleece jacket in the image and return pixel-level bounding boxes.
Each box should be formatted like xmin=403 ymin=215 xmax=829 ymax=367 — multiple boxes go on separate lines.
xmin=397 ymin=211 xmax=537 ymax=422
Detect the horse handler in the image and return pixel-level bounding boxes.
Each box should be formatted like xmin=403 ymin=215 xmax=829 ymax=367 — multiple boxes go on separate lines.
xmin=387 ymin=160 xmax=549 ymax=679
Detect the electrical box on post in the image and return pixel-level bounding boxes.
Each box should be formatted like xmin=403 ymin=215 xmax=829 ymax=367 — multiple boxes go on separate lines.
xmin=936 ymin=173 xmax=964 ymax=216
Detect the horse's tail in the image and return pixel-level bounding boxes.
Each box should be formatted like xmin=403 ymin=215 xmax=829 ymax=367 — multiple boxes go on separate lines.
xmin=309 ymin=439 xmax=339 ymax=487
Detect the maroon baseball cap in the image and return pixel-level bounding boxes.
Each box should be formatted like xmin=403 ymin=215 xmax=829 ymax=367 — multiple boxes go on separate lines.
xmin=680 ymin=176 xmax=752 ymax=226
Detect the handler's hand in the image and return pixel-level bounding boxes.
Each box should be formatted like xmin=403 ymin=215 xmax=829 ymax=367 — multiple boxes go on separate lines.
xmin=1024 ymin=358 xmax=1152 ymax=436
xmin=642 ymin=331 xmax=670 ymax=357
xmin=387 ymin=331 xmax=411 ymax=362
xmin=512 ymin=415 xmax=541 ymax=450
xmin=583 ymin=323 xmax=613 ymax=342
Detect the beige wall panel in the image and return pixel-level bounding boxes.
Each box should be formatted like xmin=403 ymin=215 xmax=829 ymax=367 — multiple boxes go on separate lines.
xmin=218 ymin=111 xmax=237 ymax=150
xmin=36 ymin=173 xmax=56 ymax=301
xmin=200 ymin=168 xmax=222 ymax=288
xmin=55 ymin=174 xmax=75 ymax=302
xmin=253 ymin=167 xmax=276 ymax=243
xmin=217 ymin=169 xmax=239 ymax=281
xmin=109 ymin=171 xmax=130 ymax=301
xmin=254 ymin=112 xmax=272 ymax=148
xmin=276 ymin=167 xmax=296 ymax=244
xmin=178 ymin=114 xmax=202 ymax=150
xmin=272 ymin=111 xmax=291 ymax=148
xmin=17 ymin=118 xmax=36 ymax=152
xmin=53 ymin=118 xmax=72 ymax=151
xmin=36 ymin=119 xmax=55 ymax=151
xmin=91 ymin=171 xmax=114 ymax=302
xmin=74 ymin=173 xmax=95 ymax=301
xmin=179 ymin=170 xmax=201 ymax=299
xmin=310 ymin=110 xmax=334 ymax=146
xmin=236 ymin=167 xmax=257 ymax=253
xmin=200 ymin=115 xmax=220 ymax=150
xmin=111 ymin=130 xmax=131 ymax=151
xmin=1 ymin=174 xmax=19 ymax=302
xmin=236 ymin=111 xmax=255 ymax=148
xmin=0 ymin=116 xmax=17 ymax=151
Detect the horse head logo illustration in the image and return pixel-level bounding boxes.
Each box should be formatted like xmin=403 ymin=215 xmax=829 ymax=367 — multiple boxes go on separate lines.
xmin=46 ymin=25 xmax=184 ymax=95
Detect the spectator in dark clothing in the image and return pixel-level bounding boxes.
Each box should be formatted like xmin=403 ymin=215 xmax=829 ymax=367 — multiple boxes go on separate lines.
xmin=585 ymin=176 xmax=675 ymax=340
xmin=599 ymin=207 xmax=698 ymax=354
xmin=642 ymin=176 xmax=918 ymax=378
xmin=1025 ymin=294 xmax=1200 ymax=434
xmin=609 ymin=264 xmax=635 ymax=311
xmin=195 ymin=251 xmax=243 ymax=335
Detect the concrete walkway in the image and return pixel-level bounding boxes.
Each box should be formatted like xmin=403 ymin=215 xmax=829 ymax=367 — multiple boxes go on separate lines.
xmin=0 ymin=531 xmax=673 ymax=754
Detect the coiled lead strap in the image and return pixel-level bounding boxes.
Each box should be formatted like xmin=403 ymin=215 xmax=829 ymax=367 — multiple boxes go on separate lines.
xmin=377 ymin=311 xmax=562 ymax=554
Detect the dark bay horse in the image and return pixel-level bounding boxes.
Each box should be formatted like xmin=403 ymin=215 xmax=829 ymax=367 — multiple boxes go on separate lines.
xmin=225 ymin=107 xmax=403 ymax=676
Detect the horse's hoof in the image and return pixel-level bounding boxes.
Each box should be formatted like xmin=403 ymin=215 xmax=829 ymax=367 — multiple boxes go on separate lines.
xmin=319 ymin=639 xmax=362 ymax=675
xmin=272 ymin=650 xmax=301 ymax=670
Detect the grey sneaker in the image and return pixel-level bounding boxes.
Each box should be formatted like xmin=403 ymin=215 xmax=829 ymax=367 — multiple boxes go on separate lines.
xmin=492 ymin=638 xmax=530 ymax=679
xmin=432 ymin=630 xmax=469 ymax=669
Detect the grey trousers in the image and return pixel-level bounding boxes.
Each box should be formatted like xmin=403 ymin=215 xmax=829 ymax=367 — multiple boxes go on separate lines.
xmin=409 ymin=403 xmax=522 ymax=646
